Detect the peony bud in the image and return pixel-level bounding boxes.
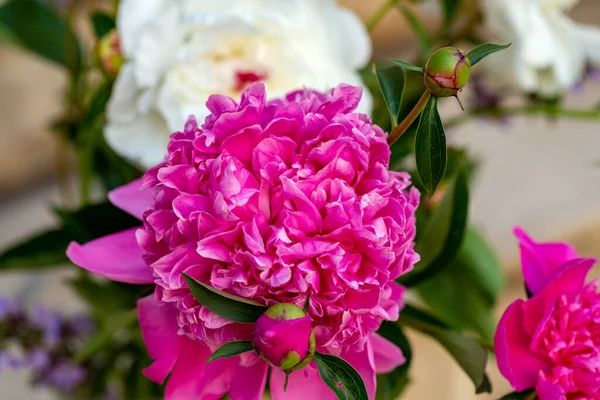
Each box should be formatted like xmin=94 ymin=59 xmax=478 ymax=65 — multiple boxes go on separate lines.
xmin=96 ymin=30 xmax=124 ymax=77
xmin=252 ymin=303 xmax=315 ymax=371
xmin=423 ymin=47 xmax=471 ymax=97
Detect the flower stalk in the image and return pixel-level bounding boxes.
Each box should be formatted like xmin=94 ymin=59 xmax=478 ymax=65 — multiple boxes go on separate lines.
xmin=387 ymin=90 xmax=431 ymax=146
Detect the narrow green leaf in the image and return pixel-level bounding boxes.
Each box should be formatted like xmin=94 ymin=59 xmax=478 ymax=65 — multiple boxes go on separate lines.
xmin=375 ymin=322 xmax=412 ymax=399
xmin=207 ymin=341 xmax=254 ymax=362
xmin=498 ymin=390 xmax=536 ymax=400
xmin=314 ymin=352 xmax=369 ymax=400
xmin=375 ymin=65 xmax=405 ymax=127
xmin=0 ymin=0 xmax=82 ymax=73
xmin=467 ymin=43 xmax=511 ymax=66
xmin=90 ymin=12 xmax=115 ymax=39
xmin=415 ymin=95 xmax=447 ymax=195
xmin=477 ymin=374 xmax=493 ymax=394
xmin=70 ymin=277 xmax=151 ymax=319
xmin=0 ymin=229 xmax=71 ymax=270
xmin=400 ymin=305 xmax=491 ymax=394
xmin=401 ymin=166 xmax=469 ymax=286
xmin=81 ymin=81 xmax=113 ymax=129
xmin=397 ymin=4 xmax=432 ymax=55
xmin=387 ymin=59 xmax=424 ymax=73
xmin=75 ymin=309 xmax=138 ymax=363
xmin=441 ymin=0 xmax=460 ymax=28
xmin=459 ymin=228 xmax=504 ymax=305
xmin=183 ymin=274 xmax=268 ymax=323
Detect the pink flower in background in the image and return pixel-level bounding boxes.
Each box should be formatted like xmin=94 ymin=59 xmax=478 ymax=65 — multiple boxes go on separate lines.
xmin=495 ymin=228 xmax=600 ymax=400
xmin=67 ymin=83 xmax=419 ymax=399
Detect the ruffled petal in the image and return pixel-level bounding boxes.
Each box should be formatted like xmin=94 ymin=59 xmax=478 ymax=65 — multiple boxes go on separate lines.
xmin=108 ymin=178 xmax=155 ymax=220
xmin=228 ymin=361 xmax=269 ymax=400
xmin=66 ymin=228 xmax=154 ymax=284
xmin=370 ymin=333 xmax=405 ymax=373
xmin=514 ymin=227 xmax=579 ymax=295
xmin=138 ymin=295 xmax=182 ymax=383
xmin=536 ymin=377 xmax=567 ymax=400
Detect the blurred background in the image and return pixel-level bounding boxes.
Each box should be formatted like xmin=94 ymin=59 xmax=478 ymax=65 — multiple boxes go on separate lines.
xmin=1 ymin=0 xmax=600 ymax=398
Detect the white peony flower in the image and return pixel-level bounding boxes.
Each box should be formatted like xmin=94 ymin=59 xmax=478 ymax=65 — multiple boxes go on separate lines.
xmin=481 ymin=0 xmax=600 ymax=97
xmin=106 ymin=0 xmax=372 ymax=168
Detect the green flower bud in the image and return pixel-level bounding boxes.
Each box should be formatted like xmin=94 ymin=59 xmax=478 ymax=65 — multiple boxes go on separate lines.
xmin=252 ymin=303 xmax=316 ymax=371
xmin=423 ymin=47 xmax=471 ymax=97
xmin=96 ymin=29 xmax=124 ymax=78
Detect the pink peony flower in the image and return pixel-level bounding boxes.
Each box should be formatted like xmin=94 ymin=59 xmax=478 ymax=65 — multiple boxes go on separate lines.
xmin=67 ymin=83 xmax=418 ymax=399
xmin=496 ymin=228 xmax=600 ymax=399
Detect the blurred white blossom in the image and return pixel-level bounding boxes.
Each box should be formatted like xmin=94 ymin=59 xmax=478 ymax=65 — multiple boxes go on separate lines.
xmin=482 ymin=0 xmax=600 ymax=97
xmin=106 ymin=0 xmax=372 ymax=168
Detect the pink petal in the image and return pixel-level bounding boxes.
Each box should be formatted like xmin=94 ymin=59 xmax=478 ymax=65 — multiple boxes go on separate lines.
xmin=138 ymin=295 xmax=183 ymax=383
xmin=494 ymin=300 xmax=549 ymax=391
xmin=66 ymin=228 xmax=154 ymax=284
xmin=370 ymin=333 xmax=405 ymax=373
xmin=536 ymin=378 xmax=567 ymax=400
xmin=514 ymin=227 xmax=579 ymax=295
xmin=270 ymin=366 xmax=336 ymax=400
xmin=165 ymin=341 xmax=230 ymax=400
xmin=228 ymin=361 xmax=269 ymax=400
xmin=344 ymin=341 xmax=377 ymax=400
xmin=108 ymin=178 xmax=155 ymax=220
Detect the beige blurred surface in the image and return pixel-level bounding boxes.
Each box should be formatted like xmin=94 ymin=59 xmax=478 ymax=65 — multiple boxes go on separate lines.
xmin=1 ymin=0 xmax=600 ymax=399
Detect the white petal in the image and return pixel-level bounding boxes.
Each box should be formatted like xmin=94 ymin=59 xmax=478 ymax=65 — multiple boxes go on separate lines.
xmin=105 ymin=114 xmax=170 ymax=169
xmin=117 ymin=0 xmax=170 ymax=57
xmin=574 ymin=22 xmax=600 ymax=67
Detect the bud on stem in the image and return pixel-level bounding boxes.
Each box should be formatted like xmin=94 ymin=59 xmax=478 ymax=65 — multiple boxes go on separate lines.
xmin=423 ymin=47 xmax=471 ymax=98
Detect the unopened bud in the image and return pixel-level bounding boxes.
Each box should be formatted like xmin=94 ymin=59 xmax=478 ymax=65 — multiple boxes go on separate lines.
xmin=252 ymin=303 xmax=315 ymax=371
xmin=423 ymin=47 xmax=471 ymax=97
xmin=96 ymin=30 xmax=124 ymax=77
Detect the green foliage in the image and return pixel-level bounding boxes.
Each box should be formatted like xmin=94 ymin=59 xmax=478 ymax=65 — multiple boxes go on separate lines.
xmin=314 ymin=352 xmax=369 ymax=400
xmin=402 ymin=165 xmax=469 ymax=286
xmin=91 ymin=12 xmax=116 ymax=39
xmin=183 ymin=274 xmax=268 ymax=323
xmin=0 ymin=0 xmax=82 ymax=73
xmin=375 ymin=64 xmax=406 ymax=127
xmin=0 ymin=229 xmax=71 ymax=270
xmin=498 ymin=390 xmax=536 ymax=400
xmin=397 ymin=4 xmax=432 ymax=56
xmin=375 ymin=322 xmax=412 ymax=400
xmin=467 ymin=43 xmax=512 ymax=66
xmin=387 ymin=59 xmax=424 ymax=73
xmin=400 ymin=305 xmax=491 ymax=394
xmin=207 ymin=341 xmax=254 ymax=362
xmin=440 ymin=0 xmax=460 ymax=30
xmin=415 ymin=95 xmax=447 ymax=194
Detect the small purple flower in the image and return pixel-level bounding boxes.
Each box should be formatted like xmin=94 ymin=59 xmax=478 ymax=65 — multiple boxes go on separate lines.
xmin=31 ymin=306 xmax=62 ymax=346
xmin=0 ymin=297 xmax=22 ymax=320
xmin=0 ymin=350 xmax=22 ymax=372
xmin=70 ymin=314 xmax=95 ymax=336
xmin=44 ymin=363 xmax=86 ymax=392
xmin=26 ymin=349 xmax=51 ymax=370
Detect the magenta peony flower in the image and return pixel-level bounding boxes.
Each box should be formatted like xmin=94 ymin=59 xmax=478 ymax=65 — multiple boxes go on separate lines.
xmin=496 ymin=228 xmax=600 ymax=399
xmin=67 ymin=83 xmax=418 ymax=399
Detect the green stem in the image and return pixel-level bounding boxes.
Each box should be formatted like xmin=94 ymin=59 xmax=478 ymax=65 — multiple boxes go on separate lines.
xmin=366 ymin=0 xmax=400 ymax=32
xmin=446 ymin=105 xmax=600 ymax=128
xmin=388 ymin=90 xmax=431 ymax=146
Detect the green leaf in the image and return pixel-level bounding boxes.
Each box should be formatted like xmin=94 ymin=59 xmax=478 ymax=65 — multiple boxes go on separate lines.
xmin=75 ymin=309 xmax=138 ymax=363
xmin=314 ymin=352 xmax=369 ymax=400
xmin=441 ymin=0 xmax=460 ymax=29
xmin=207 ymin=341 xmax=254 ymax=362
xmin=81 ymin=81 xmax=113 ymax=129
xmin=467 ymin=43 xmax=511 ymax=66
xmin=91 ymin=12 xmax=115 ymax=39
xmin=375 ymin=65 xmax=405 ymax=127
xmin=401 ymin=165 xmax=469 ymax=286
xmin=70 ymin=277 xmax=151 ymax=319
xmin=375 ymin=322 xmax=412 ymax=399
xmin=183 ymin=274 xmax=268 ymax=323
xmin=459 ymin=228 xmax=504 ymax=305
xmin=0 ymin=0 xmax=82 ymax=73
xmin=0 ymin=229 xmax=71 ymax=270
xmin=56 ymin=201 xmax=140 ymax=243
xmin=387 ymin=59 xmax=424 ymax=73
xmin=400 ymin=305 xmax=491 ymax=394
xmin=498 ymin=390 xmax=536 ymax=400
xmin=415 ymin=95 xmax=447 ymax=195
xmin=397 ymin=4 xmax=432 ymax=55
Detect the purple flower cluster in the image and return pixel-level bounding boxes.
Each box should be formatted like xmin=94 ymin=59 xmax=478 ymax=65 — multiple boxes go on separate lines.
xmin=0 ymin=297 xmax=93 ymax=393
